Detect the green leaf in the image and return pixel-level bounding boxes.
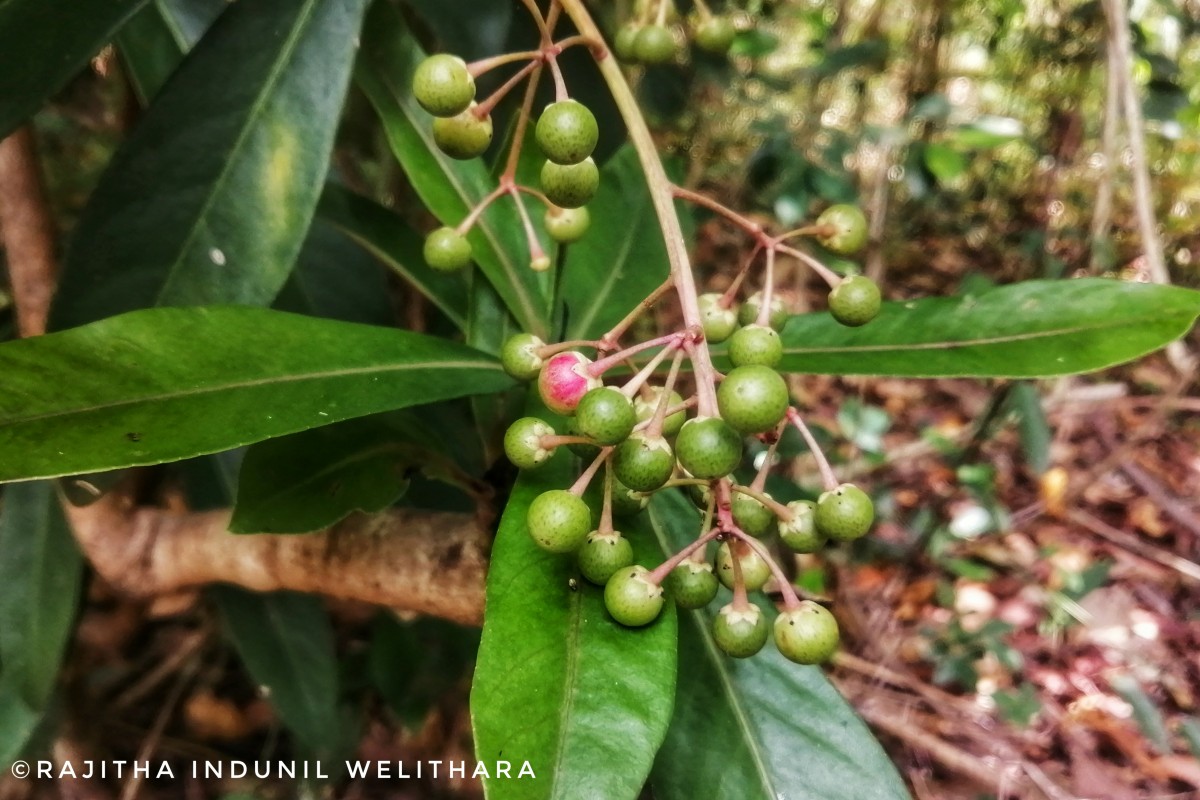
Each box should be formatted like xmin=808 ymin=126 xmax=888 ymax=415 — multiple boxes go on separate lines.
xmin=1007 ymin=382 xmax=1051 ymax=474
xmin=770 ymin=280 xmax=1200 ymax=378
xmin=0 ymin=482 xmax=83 ymax=708
xmin=117 ymin=0 xmax=226 ymax=104
xmin=0 ymin=680 xmax=40 ymax=771
xmin=316 ymin=184 xmax=469 ymax=330
xmin=0 ymin=0 xmax=152 ymax=139
xmin=648 ymin=491 xmax=909 ymax=800
xmin=369 ymin=614 xmax=480 ymax=728
xmin=356 ymin=1 xmax=550 ymax=338
xmin=467 ymin=273 xmax=523 ymax=465
xmin=0 ymin=306 xmax=515 ymax=483
xmin=1111 ymin=674 xmax=1171 ymax=754
xmin=922 ymin=142 xmax=966 ymax=181
xmin=471 ymin=454 xmax=677 ymax=799
xmin=210 ymin=586 xmax=344 ymax=757
xmin=50 ymin=0 xmax=371 ymax=330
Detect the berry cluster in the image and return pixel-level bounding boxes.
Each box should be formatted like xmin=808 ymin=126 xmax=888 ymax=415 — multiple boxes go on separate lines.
xmin=614 ymin=1 xmax=741 ymax=64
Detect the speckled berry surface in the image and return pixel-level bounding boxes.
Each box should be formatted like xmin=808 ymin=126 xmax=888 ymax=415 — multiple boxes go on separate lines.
xmin=728 ymin=324 xmax=782 ymax=368
xmin=412 ymin=54 xmax=475 ymax=117
xmin=717 ymin=365 xmax=789 ymax=434
xmin=537 ymin=351 xmax=601 ymax=416
xmin=540 ymin=158 xmax=599 ymax=208
xmin=503 ymin=417 xmax=554 ymax=470
xmin=816 ymin=204 xmax=868 ymax=255
xmin=738 ymin=291 xmax=789 ymax=330
xmin=732 ymin=492 xmax=778 ymax=537
xmin=500 ymin=333 xmax=545 ymax=381
xmin=613 ymin=432 xmax=675 ymax=492
xmin=779 ymin=500 xmax=825 ymax=553
xmin=604 ymin=565 xmax=665 ymax=627
xmin=675 ymin=417 xmax=742 ymax=479
xmin=713 ymin=604 xmax=769 ymax=658
xmin=698 ymin=293 xmax=738 ymax=343
xmin=575 ymin=386 xmax=636 ymax=446
xmin=774 ymin=601 xmax=839 ymax=664
xmin=535 ymin=100 xmax=598 ymax=165
xmin=828 ymin=275 xmax=881 ymax=327
xmin=815 ymin=483 xmax=875 ymax=541
xmin=527 ymin=489 xmax=591 ymax=553
xmin=423 ymin=226 xmax=471 ymax=271
xmin=716 ymin=541 xmax=771 ymax=591
xmin=432 ymin=105 xmax=492 ymax=160
xmin=668 ymin=562 xmax=719 ymax=609
xmin=544 ymin=206 xmax=590 ymax=243
xmin=577 ymin=531 xmax=634 ymax=585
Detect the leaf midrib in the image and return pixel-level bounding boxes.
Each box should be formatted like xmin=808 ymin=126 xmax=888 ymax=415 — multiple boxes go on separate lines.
xmin=549 ymin=587 xmax=585 ymax=799
xmin=567 ymin=205 xmax=643 ymax=340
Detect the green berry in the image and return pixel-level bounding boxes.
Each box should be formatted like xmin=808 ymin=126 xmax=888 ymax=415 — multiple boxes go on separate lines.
xmin=423 ymin=226 xmax=472 ymax=271
xmin=632 ymin=387 xmax=687 ymax=438
xmin=527 ymin=489 xmax=591 ymax=553
xmin=535 ymin=100 xmax=598 ymax=165
xmin=634 ymin=24 xmax=677 ymax=65
xmin=779 ymin=500 xmax=825 ymax=553
xmin=503 ymin=417 xmax=555 ymax=470
xmin=727 ymin=324 xmax=782 ymax=368
xmin=413 ymin=54 xmax=475 ymax=117
xmin=732 ymin=491 xmax=778 ymax=538
xmin=716 ymin=541 xmax=772 ymax=592
xmin=500 ymin=333 xmax=545 ymax=381
xmin=541 ymin=158 xmax=599 ymax=208
xmin=613 ymin=432 xmax=675 ymax=492
xmin=738 ymin=291 xmax=788 ymax=331
xmin=566 ymin=416 xmax=603 ymax=461
xmin=713 ymin=603 xmax=769 ymax=658
xmin=668 ymin=561 xmax=719 ymax=609
xmin=816 ymin=204 xmax=868 ymax=255
xmin=575 ymin=386 xmax=637 ymax=446
xmin=530 ymin=255 xmax=551 ymax=272
xmin=578 ymin=531 xmax=634 ymax=585
xmin=717 ymin=365 xmax=789 ymax=435
xmin=828 ymin=275 xmax=881 ymax=327
xmin=698 ymin=293 xmax=738 ymax=343
xmin=608 ymin=476 xmax=651 ymax=518
xmin=774 ymin=601 xmax=839 ymax=664
xmin=604 ymin=565 xmax=665 ymax=626
xmin=544 ymin=206 xmax=591 ymax=243
xmin=432 ymin=104 xmax=493 ymax=159
xmin=675 ymin=416 xmax=742 ymax=479
xmin=693 ymin=16 xmax=736 ymax=54
xmin=614 ymin=23 xmax=642 ymax=62
xmin=815 ymin=483 xmax=874 ymax=541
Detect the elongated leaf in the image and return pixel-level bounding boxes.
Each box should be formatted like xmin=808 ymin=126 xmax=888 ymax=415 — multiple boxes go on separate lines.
xmin=356 ymin=1 xmax=551 ymax=338
xmin=0 ymin=482 xmax=83 ymax=707
xmin=468 ymin=271 xmax=524 ymax=465
xmin=770 ymin=280 xmax=1200 ymax=378
xmin=0 ymin=680 xmax=40 ymax=771
xmin=317 ymin=184 xmax=469 ymax=330
xmin=50 ymin=0 xmax=371 ymax=330
xmin=0 ymin=306 xmax=514 ymax=483
xmin=471 ymin=452 xmax=677 ymax=800
xmin=0 ymin=0 xmax=151 ymax=139
xmin=648 ymin=491 xmax=909 ymax=800
xmin=117 ymin=0 xmax=226 ymax=104
xmin=1008 ymin=382 xmax=1051 ymax=474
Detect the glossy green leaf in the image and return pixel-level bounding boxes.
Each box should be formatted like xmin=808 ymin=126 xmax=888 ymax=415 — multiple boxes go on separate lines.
xmin=467 ymin=273 xmax=523 ymax=465
xmin=356 ymin=1 xmax=551 ymax=338
xmin=0 ymin=680 xmax=40 ymax=771
xmin=369 ymin=614 xmax=480 ymax=729
xmin=922 ymin=142 xmax=966 ymax=181
xmin=50 ymin=0 xmax=371 ymax=330
xmin=648 ymin=491 xmax=909 ymax=800
xmin=0 ymin=0 xmax=151 ymax=139
xmin=0 ymin=482 xmax=83 ymax=707
xmin=471 ymin=453 xmax=677 ymax=799
xmin=117 ymin=0 xmax=226 ymax=104
xmin=770 ymin=280 xmax=1200 ymax=378
xmin=316 ymin=184 xmax=469 ymax=330
xmin=0 ymin=306 xmax=514 ymax=483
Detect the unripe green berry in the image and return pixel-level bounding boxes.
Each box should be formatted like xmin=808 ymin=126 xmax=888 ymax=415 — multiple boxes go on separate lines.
xmin=604 ymin=565 xmax=665 ymax=627
xmin=815 ymin=483 xmax=874 ymax=541
xmin=632 ymin=386 xmax=686 ymax=438
xmin=668 ymin=561 xmax=719 ymax=609
xmin=544 ymin=206 xmax=590 ymax=243
xmin=717 ymin=365 xmax=789 ymax=435
xmin=500 ymin=333 xmax=545 ymax=381
xmin=716 ymin=541 xmax=772 ymax=592
xmin=527 ymin=489 xmax=591 ymax=553
xmin=578 ymin=531 xmax=634 ymax=585
xmin=504 ymin=417 xmax=555 ymax=470
xmin=774 ymin=601 xmax=839 ymax=664
xmin=816 ymin=204 xmax=868 ymax=255
xmin=614 ymin=23 xmax=642 ymax=62
xmin=727 ymin=324 xmax=783 ymax=368
xmin=828 ymin=275 xmax=881 ymax=327
xmin=541 ymin=158 xmax=599 ymax=209
xmin=675 ymin=416 xmax=742 ymax=479
xmin=634 ymin=24 xmax=677 ymax=65
xmin=535 ymin=100 xmax=598 ymax=165
xmin=432 ymin=104 xmax=493 ymax=160
xmin=606 ymin=476 xmax=651 ymax=518
xmin=575 ymin=386 xmax=637 ymax=446
xmin=713 ymin=603 xmax=769 ymax=658
xmin=613 ymin=432 xmax=675 ymax=492
xmin=566 ymin=416 xmax=603 ymax=462
xmin=732 ymin=491 xmax=778 ymax=538
xmin=738 ymin=291 xmax=789 ymax=331
xmin=779 ymin=500 xmax=825 ymax=553
xmin=693 ymin=16 xmax=736 ymax=54
xmin=413 ymin=54 xmax=475 ymax=117
xmin=698 ymin=293 xmax=738 ymax=343
xmin=423 ymin=226 xmax=472 ymax=272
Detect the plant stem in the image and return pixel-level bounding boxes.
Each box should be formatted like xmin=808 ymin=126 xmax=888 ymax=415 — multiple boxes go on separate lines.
xmin=730 ymin=484 xmax=793 ymax=521
xmin=569 ymin=447 xmax=611 ymax=495
xmin=728 ymin=528 xmax=801 ymax=611
xmin=645 ymin=527 xmax=721 ymax=585
xmin=588 ymin=331 xmax=684 ymax=377
xmin=601 ymin=275 xmax=674 ymax=348
xmin=619 ymin=340 xmax=679 ymax=398
xmin=786 ymin=408 xmax=839 ymax=491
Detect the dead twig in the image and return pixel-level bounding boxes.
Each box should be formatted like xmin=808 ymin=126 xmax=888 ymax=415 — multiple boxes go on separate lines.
xmin=0 ymin=127 xmax=57 ymax=336
xmin=1068 ymin=508 xmax=1200 ymax=584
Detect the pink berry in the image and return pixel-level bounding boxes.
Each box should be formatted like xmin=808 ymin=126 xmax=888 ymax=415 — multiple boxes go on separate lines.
xmin=537 ymin=351 xmax=602 ymax=416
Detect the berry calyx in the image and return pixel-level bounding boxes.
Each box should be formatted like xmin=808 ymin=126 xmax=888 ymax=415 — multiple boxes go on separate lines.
xmin=604 ymin=565 xmax=665 ymax=627
xmin=608 ymin=477 xmax=651 ymax=518
xmin=828 ymin=275 xmax=881 ymax=327
xmin=578 ymin=531 xmax=634 ymax=585
xmin=698 ymin=293 xmax=738 ymax=344
xmin=423 ymin=226 xmax=472 ymax=272
xmin=432 ymin=104 xmax=493 ymax=159
xmin=633 ymin=24 xmax=677 ymax=65
xmin=668 ymin=561 xmax=719 ymax=609
xmin=732 ymin=492 xmax=778 ymax=538
xmin=412 ymin=54 xmax=475 ymax=117
xmin=504 ymin=417 xmax=555 ymax=470
xmin=815 ymin=204 xmax=868 ymax=255
xmin=738 ymin=291 xmax=789 ymax=331
xmin=675 ymin=416 xmax=743 ymax=479
xmin=613 ymin=432 xmax=676 ymax=492
xmin=716 ymin=365 xmax=789 ymax=434
xmin=575 ymin=386 xmax=637 ymax=446
xmin=693 ymin=16 xmax=736 ymax=54
xmin=632 ymin=386 xmax=687 ymax=437
xmin=713 ymin=603 xmax=769 ymax=658
xmin=527 ymin=489 xmax=591 ymax=553
xmin=727 ymin=324 xmax=783 ymax=368
xmin=537 ymin=351 xmax=603 ymax=416
xmin=535 ymin=100 xmax=598 ymax=165
xmin=716 ymin=541 xmax=772 ymax=592
xmin=540 ymin=158 xmax=599 ymax=209
xmin=544 ymin=206 xmax=591 ymax=243
xmin=814 ymin=483 xmax=874 ymax=541
xmin=774 ymin=601 xmax=839 ymax=664
xmin=779 ymin=500 xmax=825 ymax=553
xmin=500 ymin=333 xmax=546 ymax=381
